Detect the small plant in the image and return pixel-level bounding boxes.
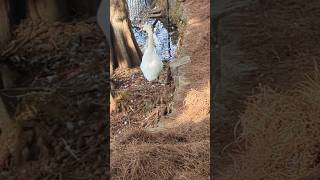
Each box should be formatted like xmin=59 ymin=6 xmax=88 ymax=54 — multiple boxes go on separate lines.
xmin=115 ymin=91 xmax=131 ymax=102
xmin=142 ymin=100 xmax=154 ymax=113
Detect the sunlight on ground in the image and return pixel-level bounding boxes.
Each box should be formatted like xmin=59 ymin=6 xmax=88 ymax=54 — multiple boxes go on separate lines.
xmin=189 ymin=17 xmax=207 ymax=27
xmin=167 ymin=83 xmax=210 ymax=126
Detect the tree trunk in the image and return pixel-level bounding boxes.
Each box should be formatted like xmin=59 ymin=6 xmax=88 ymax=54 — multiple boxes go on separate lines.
xmin=0 ymin=95 xmax=19 ymax=169
xmin=0 ymin=63 xmax=21 ymax=167
xmin=26 ymin=0 xmax=67 ymax=22
xmin=0 ymin=96 xmax=10 ymax=168
xmin=68 ymin=0 xmax=101 ymax=17
xmin=97 ymin=0 xmax=115 ymax=112
xmin=0 ymin=0 xmax=15 ymax=168
xmin=0 ymin=0 xmax=11 ymax=48
xmin=110 ymin=0 xmax=142 ymax=69
xmin=98 ymin=0 xmax=142 ymax=113
xmin=97 ymin=0 xmax=114 ymax=72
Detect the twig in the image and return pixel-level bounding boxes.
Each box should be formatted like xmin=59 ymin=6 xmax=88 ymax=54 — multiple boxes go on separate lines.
xmin=148 ymin=13 xmax=164 ymax=18
xmin=50 ymin=38 xmax=59 ymax=50
xmin=152 ymin=19 xmax=159 ymax=28
xmin=129 ymin=105 xmax=135 ymax=113
xmin=0 ymin=91 xmax=52 ymax=98
xmin=0 ymin=87 xmax=53 ymax=98
xmin=61 ymin=138 xmax=80 ymax=162
xmin=1 ymin=28 xmax=47 ymax=57
xmin=1 ymin=87 xmax=53 ymax=92
xmin=69 ymin=176 xmax=92 ymax=180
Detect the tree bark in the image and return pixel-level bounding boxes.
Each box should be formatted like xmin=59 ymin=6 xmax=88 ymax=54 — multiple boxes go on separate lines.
xmin=0 ymin=95 xmax=18 ymax=169
xmin=97 ymin=0 xmax=115 ymax=112
xmin=0 ymin=0 xmax=11 ymax=48
xmin=97 ymin=0 xmax=114 ymax=72
xmin=0 ymin=96 xmax=10 ymax=168
xmin=26 ymin=0 xmax=67 ymax=22
xmin=110 ymin=0 xmax=142 ymax=69
xmin=0 ymin=0 xmax=17 ymax=169
xmin=98 ymin=0 xmax=142 ymax=112
xmin=68 ymin=0 xmax=101 ymax=17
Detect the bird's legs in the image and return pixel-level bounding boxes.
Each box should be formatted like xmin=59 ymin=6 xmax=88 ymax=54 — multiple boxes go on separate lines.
xmin=149 ymin=79 xmax=157 ymax=85
xmin=147 ymin=77 xmax=160 ymax=85
xmin=157 ymin=76 xmax=167 ymax=85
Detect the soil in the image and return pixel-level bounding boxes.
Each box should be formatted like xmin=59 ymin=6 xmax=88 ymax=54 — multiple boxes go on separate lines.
xmin=0 ymin=18 xmax=108 ymax=179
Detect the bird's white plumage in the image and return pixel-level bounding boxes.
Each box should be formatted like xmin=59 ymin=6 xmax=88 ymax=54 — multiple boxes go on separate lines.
xmin=140 ymin=24 xmax=163 ymax=81
xmin=153 ymin=28 xmax=160 ymax=45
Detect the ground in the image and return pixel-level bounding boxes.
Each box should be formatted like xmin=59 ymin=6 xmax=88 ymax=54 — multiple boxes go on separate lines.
xmin=0 ymin=0 xmax=210 ymax=180
xmin=111 ymin=64 xmax=174 ymax=136
xmin=3 ymin=0 xmax=320 ymax=179
xmin=213 ymin=0 xmax=320 ymax=179
xmin=110 ymin=0 xmax=210 ymax=179
xmin=0 ymin=18 xmax=108 ymax=179
xmin=0 ymin=0 xmax=211 ymax=178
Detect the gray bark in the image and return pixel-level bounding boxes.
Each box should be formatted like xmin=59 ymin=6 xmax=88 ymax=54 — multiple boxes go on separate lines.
xmin=0 ymin=0 xmax=11 ymax=48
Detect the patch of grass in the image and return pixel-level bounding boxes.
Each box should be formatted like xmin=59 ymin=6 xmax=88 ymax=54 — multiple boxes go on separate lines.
xmin=115 ymin=91 xmax=131 ymax=102
xmin=142 ymin=100 xmax=154 ymax=113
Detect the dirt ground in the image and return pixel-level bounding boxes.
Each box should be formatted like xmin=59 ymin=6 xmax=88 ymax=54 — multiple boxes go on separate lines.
xmin=110 ymin=0 xmax=210 ymax=179
xmin=0 ymin=18 xmax=108 ymax=179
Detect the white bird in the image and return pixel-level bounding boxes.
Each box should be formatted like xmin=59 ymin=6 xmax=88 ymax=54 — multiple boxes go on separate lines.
xmin=140 ymin=24 xmax=163 ymax=81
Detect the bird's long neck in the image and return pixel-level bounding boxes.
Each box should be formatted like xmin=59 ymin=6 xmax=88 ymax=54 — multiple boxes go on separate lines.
xmin=146 ymin=31 xmax=155 ymax=50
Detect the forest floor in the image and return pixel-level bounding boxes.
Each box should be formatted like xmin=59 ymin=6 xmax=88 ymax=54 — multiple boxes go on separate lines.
xmin=110 ymin=64 xmax=175 ymax=137
xmin=0 ymin=18 xmax=108 ymax=179
xmin=213 ymin=0 xmax=320 ymax=179
xmin=110 ymin=0 xmax=210 ymax=179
